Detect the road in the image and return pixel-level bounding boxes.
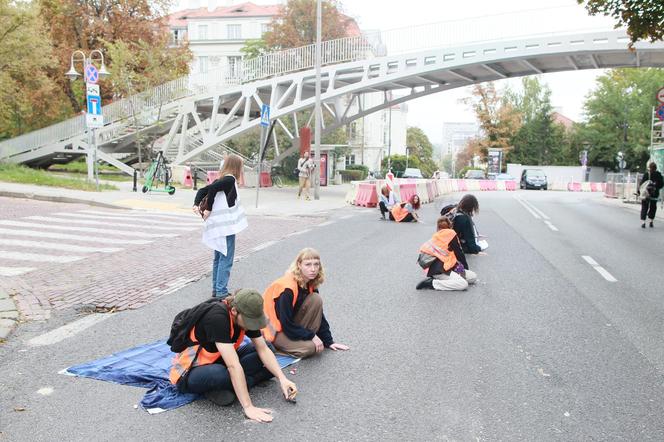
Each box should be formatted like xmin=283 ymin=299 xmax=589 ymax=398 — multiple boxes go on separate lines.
xmin=1 ymin=191 xmax=664 ymax=441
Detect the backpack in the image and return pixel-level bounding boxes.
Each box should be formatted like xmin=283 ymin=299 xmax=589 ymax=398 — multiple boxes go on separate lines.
xmin=639 ymin=180 xmax=656 ymax=201
xmin=440 ymin=204 xmax=458 ymax=223
xmin=167 ymin=298 xmax=221 ymax=353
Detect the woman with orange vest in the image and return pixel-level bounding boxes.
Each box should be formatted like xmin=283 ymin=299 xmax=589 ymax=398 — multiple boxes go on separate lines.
xmin=416 ymin=217 xmax=477 ymax=291
xmin=169 ymin=289 xmax=297 ymax=423
xmin=262 ymin=248 xmax=349 ymax=358
xmin=389 ymin=194 xmax=421 ymax=222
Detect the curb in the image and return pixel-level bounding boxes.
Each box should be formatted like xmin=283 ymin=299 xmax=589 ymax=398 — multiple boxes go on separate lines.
xmin=0 ymin=190 xmax=124 ymax=210
xmin=0 ymin=291 xmax=19 ymax=341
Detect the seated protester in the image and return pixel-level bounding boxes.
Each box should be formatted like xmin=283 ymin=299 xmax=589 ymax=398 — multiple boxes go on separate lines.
xmin=169 ymin=290 xmax=297 ymax=423
xmin=263 ymin=248 xmax=349 ymax=358
xmin=452 ymin=194 xmax=487 ymax=254
xmin=378 ymin=185 xmax=398 ymax=220
xmin=416 ymin=217 xmax=478 ymax=291
xmin=389 ymin=194 xmax=421 ymax=222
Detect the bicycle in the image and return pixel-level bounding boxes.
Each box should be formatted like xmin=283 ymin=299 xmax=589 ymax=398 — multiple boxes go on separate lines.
xmin=270 ymin=165 xmax=284 ymax=188
xmin=142 ymin=151 xmax=176 ymax=195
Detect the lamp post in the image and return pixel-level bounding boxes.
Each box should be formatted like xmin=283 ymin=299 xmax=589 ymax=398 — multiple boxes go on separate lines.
xmin=313 ymin=0 xmax=322 ymax=200
xmin=581 ymin=141 xmax=590 ymax=182
xmin=66 ymin=50 xmax=110 ymax=189
xmin=621 ymin=86 xmax=633 ymax=173
xmin=405 ymin=146 xmax=409 ymax=169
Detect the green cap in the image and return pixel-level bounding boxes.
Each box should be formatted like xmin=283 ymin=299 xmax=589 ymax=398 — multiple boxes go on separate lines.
xmin=233 ymin=289 xmax=267 ymax=331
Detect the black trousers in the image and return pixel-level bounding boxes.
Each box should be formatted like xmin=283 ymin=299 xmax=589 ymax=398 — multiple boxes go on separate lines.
xmin=388 ymin=212 xmax=414 ymax=222
xmin=379 ymin=201 xmax=389 ymax=216
xmin=641 ymin=199 xmax=658 ymax=221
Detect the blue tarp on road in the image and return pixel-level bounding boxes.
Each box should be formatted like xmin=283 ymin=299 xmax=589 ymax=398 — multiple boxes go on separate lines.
xmin=63 ymin=339 xmax=299 ymax=414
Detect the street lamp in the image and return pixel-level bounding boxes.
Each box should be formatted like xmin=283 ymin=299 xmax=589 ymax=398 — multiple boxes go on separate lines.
xmin=581 ymin=141 xmax=590 ymax=182
xmin=65 ymin=49 xmax=109 ymax=189
xmin=405 ymin=146 xmax=409 ymax=169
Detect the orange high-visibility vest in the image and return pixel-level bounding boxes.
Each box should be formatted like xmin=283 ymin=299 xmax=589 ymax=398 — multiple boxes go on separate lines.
xmin=262 ymin=273 xmax=313 ymax=342
xmin=169 ymin=303 xmax=245 ymax=385
xmin=391 ymin=203 xmax=410 ymax=222
xmin=419 ymin=229 xmax=458 ymax=271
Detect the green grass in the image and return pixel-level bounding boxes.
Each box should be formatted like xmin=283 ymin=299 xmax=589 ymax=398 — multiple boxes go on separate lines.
xmin=48 ymin=157 xmax=115 ymax=173
xmin=0 ymin=163 xmax=118 ymax=191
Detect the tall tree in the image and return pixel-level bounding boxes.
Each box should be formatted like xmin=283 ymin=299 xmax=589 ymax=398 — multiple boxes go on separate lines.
xmin=405 ymin=126 xmax=437 ymax=176
xmin=578 ymin=0 xmax=664 ymax=47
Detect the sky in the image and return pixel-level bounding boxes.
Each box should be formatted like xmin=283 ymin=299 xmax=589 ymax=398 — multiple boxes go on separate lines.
xmin=178 ymin=0 xmax=619 ymax=144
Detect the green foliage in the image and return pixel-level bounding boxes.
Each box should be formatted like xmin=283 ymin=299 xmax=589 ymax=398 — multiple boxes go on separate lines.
xmin=346 ymin=164 xmax=368 ymax=179
xmin=406 ymin=126 xmax=437 ymax=176
xmin=441 ymin=153 xmax=454 ymax=176
xmin=339 ymin=169 xmax=363 ymax=182
xmin=458 ymin=166 xmax=483 ymax=179
xmin=0 ymin=162 xmax=118 ymax=191
xmin=578 ymin=0 xmax=664 ymax=46
xmin=241 ymin=39 xmax=268 ymax=59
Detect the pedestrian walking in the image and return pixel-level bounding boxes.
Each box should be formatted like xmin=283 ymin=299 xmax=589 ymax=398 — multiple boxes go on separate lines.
xmin=193 ymin=154 xmax=248 ymax=298
xmin=416 ymin=217 xmax=478 ymax=291
xmin=389 ymin=194 xmax=421 ymax=222
xmin=169 ymin=289 xmax=297 ymax=423
xmin=262 ymin=248 xmax=349 ymax=358
xmin=451 ymin=194 xmax=488 ymax=254
xmin=378 ymin=185 xmax=398 ymax=220
xmin=297 ymin=151 xmax=315 ymax=200
xmin=639 ymin=162 xmax=663 ymax=228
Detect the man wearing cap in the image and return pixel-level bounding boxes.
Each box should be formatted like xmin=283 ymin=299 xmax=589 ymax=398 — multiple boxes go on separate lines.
xmin=169 ymin=289 xmax=297 ymax=423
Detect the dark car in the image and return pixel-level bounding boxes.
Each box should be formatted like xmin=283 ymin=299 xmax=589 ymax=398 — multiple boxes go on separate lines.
xmin=520 ymin=169 xmax=548 ymax=190
xmin=464 ymin=170 xmax=486 ymax=180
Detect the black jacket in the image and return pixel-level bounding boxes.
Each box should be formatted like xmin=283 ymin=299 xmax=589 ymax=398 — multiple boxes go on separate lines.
xmin=453 ymin=212 xmax=481 ymax=254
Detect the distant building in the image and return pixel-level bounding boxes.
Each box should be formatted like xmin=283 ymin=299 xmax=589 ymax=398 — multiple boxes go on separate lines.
xmin=441 ymin=122 xmax=480 ymax=157
xmin=551 ymin=111 xmax=575 ymax=131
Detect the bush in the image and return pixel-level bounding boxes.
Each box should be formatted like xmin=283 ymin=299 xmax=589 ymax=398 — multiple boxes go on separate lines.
xmin=339 ymin=170 xmax=364 ymax=182
xmin=345 ymin=164 xmax=369 ymax=179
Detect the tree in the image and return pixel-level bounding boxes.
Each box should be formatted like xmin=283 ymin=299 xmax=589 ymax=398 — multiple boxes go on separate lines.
xmin=578 ymin=0 xmax=664 ymax=47
xmin=406 ymin=126 xmax=437 ymax=176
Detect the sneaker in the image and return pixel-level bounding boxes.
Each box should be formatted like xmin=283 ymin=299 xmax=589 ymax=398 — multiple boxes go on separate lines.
xmin=416 ymin=277 xmax=434 ymax=290
xmin=650 ymin=221 xmax=654 ymax=228
xmin=641 ymin=223 xmax=646 ymax=229
xmin=205 ymin=389 xmax=236 ymax=406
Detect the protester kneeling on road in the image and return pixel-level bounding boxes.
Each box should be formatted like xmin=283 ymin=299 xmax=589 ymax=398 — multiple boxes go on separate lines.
xmin=389 ymin=194 xmax=421 ymax=222
xmin=451 ymin=194 xmax=487 ymax=254
xmin=379 ymin=185 xmax=398 ymax=220
xmin=262 ymin=248 xmax=349 ymax=358
xmin=169 ymin=289 xmax=297 ymax=423
xmin=416 ymin=217 xmax=477 ymax=291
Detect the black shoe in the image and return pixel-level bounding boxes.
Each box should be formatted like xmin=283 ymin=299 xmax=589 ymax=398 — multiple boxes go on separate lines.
xmin=205 ymin=389 xmax=236 ymax=406
xmin=641 ymin=223 xmax=646 ymax=229
xmin=416 ymin=277 xmax=434 ymax=290
xmin=650 ymin=221 xmax=654 ymax=228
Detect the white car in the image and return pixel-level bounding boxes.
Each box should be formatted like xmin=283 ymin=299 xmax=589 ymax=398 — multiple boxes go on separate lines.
xmin=402 ymin=168 xmax=424 ymax=178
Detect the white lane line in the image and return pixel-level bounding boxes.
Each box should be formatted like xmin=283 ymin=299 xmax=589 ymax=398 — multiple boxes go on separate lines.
xmin=544 ymin=220 xmax=559 ymax=232
xmin=0 ymin=250 xmax=84 ymax=263
xmin=53 ymin=212 xmax=200 ymax=227
xmin=0 ymin=238 xmax=121 ymax=254
xmin=251 ymin=240 xmax=277 ymax=252
xmin=0 ymin=220 xmax=177 ymax=239
xmin=0 ymin=266 xmax=35 ymax=276
xmin=515 ymin=197 xmax=541 ymax=219
xmin=0 ymin=228 xmax=152 ymax=245
xmin=79 ymin=210 xmax=197 ymax=222
xmin=27 ymin=314 xmax=113 ymax=347
xmin=26 ymin=216 xmax=197 ymax=232
xmin=523 ymin=200 xmax=550 ymax=220
xmin=582 ymin=255 xmax=617 ymax=282
xmin=318 ymin=220 xmax=335 ymax=227
xmin=286 ymin=229 xmax=312 ymax=237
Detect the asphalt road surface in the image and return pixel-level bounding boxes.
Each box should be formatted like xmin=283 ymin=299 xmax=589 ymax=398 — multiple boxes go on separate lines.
xmin=1 ymin=191 xmax=664 ymax=441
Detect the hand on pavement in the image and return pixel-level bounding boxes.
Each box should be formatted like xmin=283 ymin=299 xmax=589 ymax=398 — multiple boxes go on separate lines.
xmin=244 ymin=406 xmax=273 ymax=423
xmin=329 ymin=343 xmax=350 ymax=351
xmin=312 ymin=336 xmax=324 ymax=353
xmin=280 ymin=378 xmax=298 ymax=401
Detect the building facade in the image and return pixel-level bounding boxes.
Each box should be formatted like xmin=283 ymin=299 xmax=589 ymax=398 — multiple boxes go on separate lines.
xmin=441 ymin=122 xmax=480 ymax=157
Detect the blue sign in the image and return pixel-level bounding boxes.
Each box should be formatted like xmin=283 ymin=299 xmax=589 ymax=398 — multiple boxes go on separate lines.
xmin=657 ymin=105 xmax=664 ymax=121
xmin=260 ymin=104 xmax=270 ymax=127
xmin=85 ymin=64 xmax=99 ymax=84
xmin=87 ymin=95 xmax=102 ymax=116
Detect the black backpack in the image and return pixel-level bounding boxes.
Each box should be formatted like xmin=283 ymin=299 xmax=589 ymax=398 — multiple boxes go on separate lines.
xmin=167 ymin=298 xmax=221 ymax=353
xmin=440 ymin=204 xmax=458 ymax=222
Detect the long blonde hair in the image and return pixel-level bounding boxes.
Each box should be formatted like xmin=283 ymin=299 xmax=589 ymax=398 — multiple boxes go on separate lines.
xmin=220 ymin=154 xmax=243 ymax=180
xmin=288 ymin=248 xmax=325 ymax=289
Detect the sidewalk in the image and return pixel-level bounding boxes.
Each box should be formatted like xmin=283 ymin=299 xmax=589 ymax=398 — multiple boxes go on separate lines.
xmin=0 ymin=180 xmax=352 ymax=216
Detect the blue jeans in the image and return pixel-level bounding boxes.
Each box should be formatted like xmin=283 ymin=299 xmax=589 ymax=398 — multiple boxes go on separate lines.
xmin=180 ymin=343 xmax=273 ymax=394
xmin=212 ymin=235 xmax=235 ymax=298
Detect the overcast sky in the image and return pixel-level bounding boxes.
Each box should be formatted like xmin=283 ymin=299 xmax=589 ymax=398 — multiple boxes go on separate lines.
xmin=180 ymin=0 xmax=619 ymax=143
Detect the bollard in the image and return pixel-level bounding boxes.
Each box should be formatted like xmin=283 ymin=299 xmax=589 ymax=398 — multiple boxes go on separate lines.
xmin=193 ymin=170 xmax=198 ymax=190
xmin=133 ymin=170 xmax=137 ymax=192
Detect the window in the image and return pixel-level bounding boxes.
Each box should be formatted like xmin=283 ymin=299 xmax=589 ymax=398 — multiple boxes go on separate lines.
xmin=227 ymin=56 xmax=241 ymax=77
xmin=198 ymin=24 xmax=208 ymax=40
xmin=199 ymin=56 xmax=208 ymax=74
xmin=227 ymin=24 xmax=242 ymax=39
xmin=261 ymin=23 xmax=271 ymax=36
xmin=345 ymin=154 xmax=356 ymax=166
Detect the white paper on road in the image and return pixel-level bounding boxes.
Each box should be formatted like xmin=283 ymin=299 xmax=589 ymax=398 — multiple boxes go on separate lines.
xmin=53 ymin=212 xmax=200 ymax=227
xmin=0 ymin=266 xmax=35 ymax=276
xmin=0 ymin=250 xmax=84 ymax=263
xmin=0 ymin=220 xmax=177 ymax=239
xmin=0 ymin=238 xmax=122 ymax=254
xmin=26 ymin=216 xmax=196 ymax=232
xmin=0 ymin=227 xmax=152 ymax=245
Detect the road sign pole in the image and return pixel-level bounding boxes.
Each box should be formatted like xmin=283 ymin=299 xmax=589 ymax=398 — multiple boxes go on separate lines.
xmin=256 ymin=125 xmax=266 ymax=208
xmin=93 ymin=128 xmax=99 ymax=191
xmin=86 ymin=128 xmax=94 ymax=181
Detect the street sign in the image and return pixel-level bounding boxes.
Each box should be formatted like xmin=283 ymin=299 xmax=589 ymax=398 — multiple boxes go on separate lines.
xmin=619 ymin=159 xmax=626 ymax=169
xmin=85 ymin=83 xmax=103 ymax=128
xmin=85 ymin=64 xmax=99 ymax=84
xmin=657 ymin=87 xmax=664 ymax=103
xmin=86 ymin=113 xmax=104 ymax=128
xmin=260 ymin=104 xmax=270 ymax=127
xmin=657 ymin=105 xmax=664 ymax=121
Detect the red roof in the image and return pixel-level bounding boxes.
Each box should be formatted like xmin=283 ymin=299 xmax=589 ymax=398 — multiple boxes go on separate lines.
xmin=168 ymin=2 xmax=281 ymax=27
xmin=552 ymin=111 xmax=575 ymax=130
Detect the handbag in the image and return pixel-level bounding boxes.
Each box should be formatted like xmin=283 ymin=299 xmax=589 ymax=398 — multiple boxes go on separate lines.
xmin=198 ymin=195 xmax=210 ymax=219
xmin=417 ymin=253 xmax=436 ymax=269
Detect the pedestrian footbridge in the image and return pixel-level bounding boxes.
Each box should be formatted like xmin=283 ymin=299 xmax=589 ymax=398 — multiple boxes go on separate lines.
xmin=3 ymin=9 xmax=664 ymax=173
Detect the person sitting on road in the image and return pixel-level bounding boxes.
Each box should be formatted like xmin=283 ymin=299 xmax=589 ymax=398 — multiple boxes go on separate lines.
xmin=416 ymin=217 xmax=478 ymax=291
xmin=378 ymin=185 xmax=398 ymax=220
xmin=169 ymin=289 xmax=297 ymax=423
xmin=262 ymin=248 xmax=349 ymax=358
xmin=389 ymin=194 xmax=421 ymax=222
xmin=451 ymin=194 xmax=487 ymax=255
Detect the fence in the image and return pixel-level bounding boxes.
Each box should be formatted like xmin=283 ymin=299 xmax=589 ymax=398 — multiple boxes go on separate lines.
xmin=605 ymin=172 xmax=643 ymax=203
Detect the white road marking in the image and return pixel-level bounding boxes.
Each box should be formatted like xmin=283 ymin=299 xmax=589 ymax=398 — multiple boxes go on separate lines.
xmin=317 ymin=220 xmax=335 ymax=227
xmin=0 ymin=250 xmax=83 ymax=263
xmin=0 ymin=266 xmax=35 ymax=276
xmin=515 ymin=197 xmax=541 ymax=219
xmin=79 ymin=210 xmax=197 ymax=222
xmin=27 ymin=314 xmax=113 ymax=347
xmin=26 ymin=216 xmax=196 ymax=232
xmin=544 ymin=221 xmax=559 ymax=232
xmin=53 ymin=212 xmax=200 ymax=227
xmin=519 ymin=197 xmax=550 ymax=219
xmin=252 ymin=241 xmax=277 ymax=252
xmin=0 ymin=228 xmax=152 ymax=245
xmin=582 ymin=255 xmax=617 ymax=282
xmin=0 ymin=220 xmax=177 ymax=238
xmin=0 ymin=238 xmax=122 ymax=254
xmin=286 ymin=229 xmax=312 ymax=237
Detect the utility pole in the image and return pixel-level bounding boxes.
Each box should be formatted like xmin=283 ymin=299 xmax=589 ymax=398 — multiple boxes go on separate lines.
xmin=313 ymin=0 xmax=322 ymax=200
xmin=387 ymin=104 xmax=392 ymax=172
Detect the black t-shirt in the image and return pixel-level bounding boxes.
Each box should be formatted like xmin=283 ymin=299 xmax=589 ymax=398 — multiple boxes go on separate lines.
xmin=194 ymin=303 xmax=261 ymax=353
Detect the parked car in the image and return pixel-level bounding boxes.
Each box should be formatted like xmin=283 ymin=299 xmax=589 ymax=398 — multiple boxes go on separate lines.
xmin=495 ymin=173 xmax=515 ymax=181
xmin=464 ymin=169 xmax=486 ymax=180
xmin=402 ymin=168 xmax=424 ymax=178
xmin=432 ymin=170 xmax=450 ymax=179
xmin=520 ymin=169 xmax=548 ymax=190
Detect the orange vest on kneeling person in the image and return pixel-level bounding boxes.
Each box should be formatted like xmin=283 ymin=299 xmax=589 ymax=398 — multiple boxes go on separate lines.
xmin=262 ymin=272 xmax=313 ymax=342
xmin=391 ymin=203 xmax=410 ymax=222
xmin=169 ymin=303 xmax=245 ymax=385
xmin=419 ymin=229 xmax=458 ymax=271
